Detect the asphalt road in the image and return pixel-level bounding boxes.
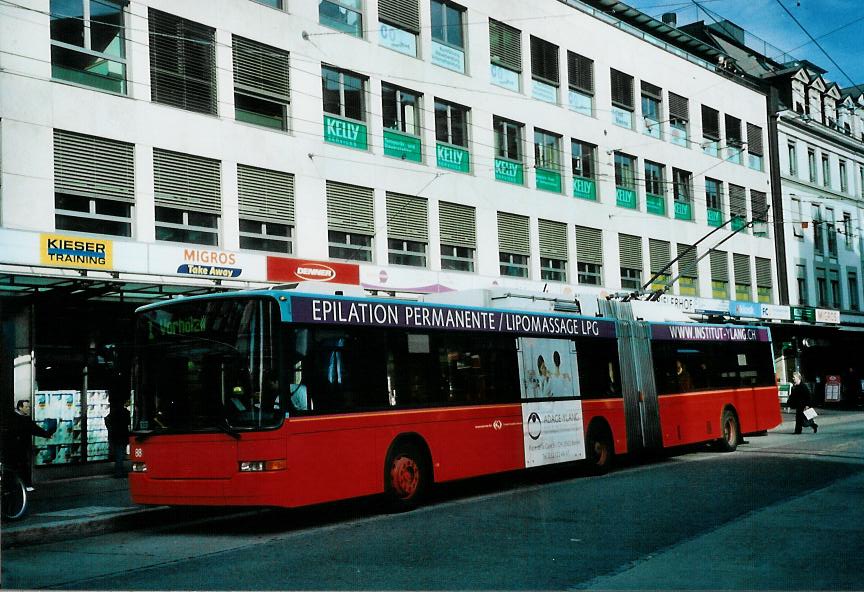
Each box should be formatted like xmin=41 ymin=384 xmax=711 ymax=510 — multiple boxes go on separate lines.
xmin=4 ymin=409 xmax=864 ymax=590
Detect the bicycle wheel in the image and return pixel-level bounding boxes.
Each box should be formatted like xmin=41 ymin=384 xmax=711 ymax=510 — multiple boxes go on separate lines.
xmin=2 ymin=469 xmax=28 ymax=521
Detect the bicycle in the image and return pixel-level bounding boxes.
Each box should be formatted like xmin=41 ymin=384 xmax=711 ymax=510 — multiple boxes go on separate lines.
xmin=1 ymin=463 xmax=29 ymax=521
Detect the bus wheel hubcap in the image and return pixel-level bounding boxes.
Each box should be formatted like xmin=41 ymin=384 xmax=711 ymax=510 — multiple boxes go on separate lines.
xmin=391 ymin=456 xmax=419 ymax=498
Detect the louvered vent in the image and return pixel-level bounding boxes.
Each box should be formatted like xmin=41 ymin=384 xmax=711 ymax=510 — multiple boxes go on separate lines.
xmin=54 ymin=129 xmax=134 ymax=202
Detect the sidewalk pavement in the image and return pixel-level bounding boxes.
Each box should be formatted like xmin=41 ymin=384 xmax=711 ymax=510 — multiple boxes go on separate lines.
xmin=2 ymin=406 xmax=858 ymax=549
xmin=1 ymin=472 xmax=173 ymax=548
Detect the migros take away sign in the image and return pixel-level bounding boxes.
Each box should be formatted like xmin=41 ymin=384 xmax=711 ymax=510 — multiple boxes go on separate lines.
xmin=40 ymin=234 xmax=113 ymax=270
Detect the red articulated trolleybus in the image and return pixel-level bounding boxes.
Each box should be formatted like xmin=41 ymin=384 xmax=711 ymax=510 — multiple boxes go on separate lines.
xmin=128 ymin=286 xmax=781 ymax=510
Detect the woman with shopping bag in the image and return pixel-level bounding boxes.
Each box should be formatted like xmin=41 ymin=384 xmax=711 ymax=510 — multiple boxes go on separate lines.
xmin=788 ymin=371 xmax=818 ymax=434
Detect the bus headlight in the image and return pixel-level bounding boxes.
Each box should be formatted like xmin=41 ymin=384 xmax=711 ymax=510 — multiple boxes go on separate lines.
xmin=239 ymin=459 xmax=286 ymax=472
xmin=132 ymin=462 xmax=148 ymax=472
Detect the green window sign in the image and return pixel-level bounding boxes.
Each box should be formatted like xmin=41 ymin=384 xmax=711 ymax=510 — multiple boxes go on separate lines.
xmin=495 ymin=158 xmax=524 ymax=185
xmin=536 ymin=168 xmax=562 ymax=193
xmin=383 ymin=130 xmax=422 ymax=162
xmin=674 ymin=201 xmax=692 ymax=221
xmin=324 ymin=115 xmax=368 ymax=150
xmin=436 ymin=143 xmax=470 ymax=172
xmin=792 ymin=306 xmax=816 ymax=322
xmin=646 ymin=193 xmax=665 ymax=216
xmin=616 ymin=187 xmax=637 ymax=209
xmin=707 ymin=208 xmax=723 ymax=227
xmin=731 ymin=216 xmax=747 ymax=231
xmin=573 ymin=177 xmax=596 ymax=200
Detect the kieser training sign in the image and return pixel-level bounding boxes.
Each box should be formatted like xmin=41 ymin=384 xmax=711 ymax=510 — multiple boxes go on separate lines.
xmin=40 ymin=234 xmax=113 ymax=270
xmin=290 ymin=296 xmax=617 ymax=338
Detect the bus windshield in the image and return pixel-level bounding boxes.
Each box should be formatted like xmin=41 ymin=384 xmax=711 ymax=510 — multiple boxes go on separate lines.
xmin=133 ymin=297 xmax=283 ymax=433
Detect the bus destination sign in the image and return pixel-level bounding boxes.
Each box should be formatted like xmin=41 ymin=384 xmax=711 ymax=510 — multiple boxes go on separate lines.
xmin=291 ymin=296 xmax=616 ymax=338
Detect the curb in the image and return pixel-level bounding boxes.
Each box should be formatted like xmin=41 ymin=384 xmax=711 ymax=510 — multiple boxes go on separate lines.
xmin=2 ymin=506 xmax=174 ymax=549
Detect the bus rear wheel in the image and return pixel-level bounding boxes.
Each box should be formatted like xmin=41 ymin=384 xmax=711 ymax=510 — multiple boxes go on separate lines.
xmin=385 ymin=443 xmax=429 ymax=510
xmin=586 ymin=425 xmax=614 ymax=475
xmin=717 ymin=408 xmax=740 ymax=452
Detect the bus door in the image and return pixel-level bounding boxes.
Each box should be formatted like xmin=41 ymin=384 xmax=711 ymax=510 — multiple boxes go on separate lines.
xmin=516 ymin=337 xmax=586 ymax=467
xmin=618 ymin=321 xmax=663 ymax=451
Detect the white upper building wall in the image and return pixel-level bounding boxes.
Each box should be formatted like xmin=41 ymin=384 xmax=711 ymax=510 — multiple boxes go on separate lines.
xmin=0 ymin=0 xmax=775 ymax=300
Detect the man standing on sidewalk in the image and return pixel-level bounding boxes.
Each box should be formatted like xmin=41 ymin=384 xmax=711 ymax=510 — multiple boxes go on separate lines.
xmin=105 ymin=400 xmax=131 ymax=478
xmin=5 ymin=400 xmax=56 ymax=487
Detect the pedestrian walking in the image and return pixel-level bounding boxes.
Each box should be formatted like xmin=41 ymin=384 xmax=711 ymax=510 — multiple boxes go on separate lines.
xmin=105 ymin=400 xmax=131 ymax=478
xmin=788 ymin=372 xmax=818 ymax=434
xmin=4 ymin=400 xmax=56 ymax=487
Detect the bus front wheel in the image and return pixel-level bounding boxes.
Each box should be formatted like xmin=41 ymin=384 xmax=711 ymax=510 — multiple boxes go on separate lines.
xmin=385 ymin=442 xmax=429 ymax=510
xmin=717 ymin=408 xmax=740 ymax=452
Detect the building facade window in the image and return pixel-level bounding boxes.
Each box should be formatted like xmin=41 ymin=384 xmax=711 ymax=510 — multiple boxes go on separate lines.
xmin=746 ymin=123 xmax=763 ymax=171
xmin=319 ymin=0 xmax=363 ymax=38
xmin=153 ymin=148 xmax=221 ymax=246
xmin=614 ymin=152 xmax=637 ymax=209
xmin=53 ymin=129 xmax=134 ymax=237
xmin=576 ymin=226 xmax=603 ymax=286
xmin=494 ymin=116 xmax=524 ymax=185
xmin=50 ymin=0 xmax=126 ymax=93
xmin=326 ymin=180 xmax=374 ymax=262
xmin=567 ymin=52 xmax=593 ymax=116
xmin=539 ymin=219 xmax=568 ymax=282
xmin=619 ymin=233 xmax=642 ymax=290
xmin=237 ymin=164 xmax=294 ymax=254
xmin=816 ymin=267 xmax=827 ymax=307
xmin=610 ymin=68 xmax=634 ymax=128
xmin=729 ymin=184 xmax=747 ymax=232
xmin=825 ymin=207 xmax=837 ymax=257
xmin=840 ymin=160 xmax=848 ymax=193
xmin=705 ymin=178 xmax=723 ymax=227
xmin=489 ymin=19 xmax=521 ymax=91
xmin=677 ymin=243 xmax=698 ymax=296
xmin=755 ymin=257 xmax=772 ymax=303
xmin=382 ymin=82 xmax=422 ymax=161
xmin=232 ymin=36 xmax=290 ymax=130
xmin=672 ymin=168 xmax=693 ymax=220
xmin=822 ymin=154 xmax=831 ymax=188
xmin=378 ymin=0 xmax=419 ymax=55
xmin=792 ymin=198 xmax=803 ymax=238
xmin=733 ymin=253 xmax=751 ymax=301
xmin=530 ymin=35 xmax=559 ymax=103
xmin=386 ymin=192 xmax=428 ymax=268
xmin=534 ymin=128 xmax=562 ymax=192
xmin=701 ymin=105 xmax=720 ymax=156
xmin=829 ymin=269 xmax=841 ymax=308
xmin=808 ymin=148 xmax=818 ymax=183
xmin=439 ymin=201 xmax=476 ymax=272
xmin=434 ymin=99 xmax=470 ymax=172
xmin=849 ymin=270 xmax=860 ymax=311
xmin=322 ymin=65 xmax=368 ymax=149
xmin=253 ymin=0 xmax=282 ymax=8
xmin=641 ymin=82 xmax=662 ymax=139
xmin=668 ymin=93 xmax=689 ymax=148
xmin=709 ymin=250 xmax=729 ymax=299
xmin=796 ymin=263 xmax=808 ymax=305
xmin=644 ymin=161 xmax=666 ymax=216
xmin=751 ymin=190 xmax=769 ymax=237
xmin=430 ymin=0 xmax=466 ymax=73
xmin=571 ymin=139 xmax=597 ymax=200
xmin=498 ymin=212 xmax=530 ymax=278
xmin=813 ymin=204 xmax=824 ymax=254
xmin=148 ymin=9 xmax=216 ymax=114
xmin=844 ymin=212 xmax=853 ymax=249
xmin=787 ymin=142 xmax=797 ymax=176
xmin=649 ymin=238 xmax=671 ymax=292
xmin=725 ymin=114 xmax=743 ymax=164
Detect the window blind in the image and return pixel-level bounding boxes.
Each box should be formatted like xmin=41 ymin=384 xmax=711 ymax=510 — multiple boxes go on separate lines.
xmin=153 ymin=148 xmax=221 ymax=213
xmin=530 ymin=36 xmax=559 ymax=85
xmin=701 ymin=105 xmax=719 ymax=140
xmin=649 ymin=239 xmax=671 ymax=274
xmin=746 ymin=123 xmax=763 ymax=156
xmin=725 ymin=114 xmax=742 ymax=147
xmin=237 ymin=164 xmax=294 ymax=223
xmin=379 ymin=0 xmax=420 ymax=33
xmin=489 ymin=19 xmax=521 ymax=72
xmin=729 ymin=184 xmax=747 ymax=219
xmin=677 ymin=243 xmax=697 ymax=279
xmin=755 ymin=257 xmax=772 ymax=287
xmin=232 ymin=35 xmax=290 ymax=101
xmin=439 ymin=201 xmax=476 ymax=248
xmin=709 ymin=250 xmax=728 ymax=281
xmin=733 ymin=253 xmax=751 ymax=284
xmin=610 ymin=69 xmax=634 ymax=110
xmin=326 ymin=180 xmax=374 ymax=234
xmin=539 ymin=219 xmax=568 ymax=259
xmin=54 ymin=129 xmax=134 ymax=202
xmin=567 ymin=52 xmax=593 ymax=94
xmin=497 ymin=212 xmax=530 ymax=255
xmin=669 ymin=93 xmax=689 ymax=121
xmin=386 ymin=192 xmax=428 ymax=242
xmin=641 ymin=81 xmax=661 ymax=100
xmin=575 ymin=225 xmax=602 ymax=265
xmin=618 ymin=234 xmax=642 ymax=269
